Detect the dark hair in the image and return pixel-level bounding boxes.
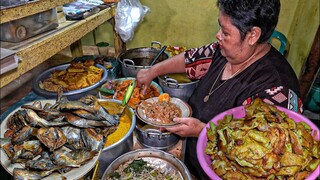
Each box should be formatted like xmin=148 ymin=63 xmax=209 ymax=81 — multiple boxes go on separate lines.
xmin=217 ymin=0 xmax=280 ymax=43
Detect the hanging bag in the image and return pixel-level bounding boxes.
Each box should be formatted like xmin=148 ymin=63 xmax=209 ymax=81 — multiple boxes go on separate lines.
xmin=115 ymin=0 xmax=150 ymax=42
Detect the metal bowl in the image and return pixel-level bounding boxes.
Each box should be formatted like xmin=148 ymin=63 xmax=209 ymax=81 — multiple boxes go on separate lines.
xmin=97 ymin=98 xmax=136 ymax=178
xmin=32 ymin=63 xmax=108 ymax=100
xmin=102 ymin=149 xmax=192 ymax=180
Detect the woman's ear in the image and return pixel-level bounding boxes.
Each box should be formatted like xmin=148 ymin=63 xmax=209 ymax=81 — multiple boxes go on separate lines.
xmin=248 ymin=26 xmax=261 ymax=45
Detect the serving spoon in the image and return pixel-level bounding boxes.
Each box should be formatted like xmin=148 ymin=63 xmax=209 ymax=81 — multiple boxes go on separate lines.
xmin=118 ymin=79 xmax=136 ymax=115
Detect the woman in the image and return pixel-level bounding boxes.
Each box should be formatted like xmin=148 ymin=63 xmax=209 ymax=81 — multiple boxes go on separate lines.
xmin=136 ymin=0 xmax=302 ymax=179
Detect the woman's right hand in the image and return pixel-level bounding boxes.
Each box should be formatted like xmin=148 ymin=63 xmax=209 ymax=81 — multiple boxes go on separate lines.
xmin=136 ymin=68 xmax=155 ymax=95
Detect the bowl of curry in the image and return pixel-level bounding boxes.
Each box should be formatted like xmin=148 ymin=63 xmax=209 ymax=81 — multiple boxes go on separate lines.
xmin=197 ymin=98 xmax=320 ymax=180
xmin=98 ymin=99 xmax=136 ymax=178
xmin=33 ymin=60 xmax=108 ymax=100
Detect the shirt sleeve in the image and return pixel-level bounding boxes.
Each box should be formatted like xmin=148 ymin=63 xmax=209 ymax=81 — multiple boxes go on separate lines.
xmin=242 ymin=85 xmax=304 ymax=114
xmin=184 ymin=42 xmax=219 ymax=81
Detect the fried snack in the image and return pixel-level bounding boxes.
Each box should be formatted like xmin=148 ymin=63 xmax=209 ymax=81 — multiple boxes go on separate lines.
xmin=39 ymin=60 xmax=103 ymax=92
xmin=205 ymin=98 xmax=320 ymax=180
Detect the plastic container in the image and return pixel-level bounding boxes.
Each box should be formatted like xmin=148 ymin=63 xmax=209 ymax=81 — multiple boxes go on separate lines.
xmin=0 ymin=8 xmax=58 ymax=42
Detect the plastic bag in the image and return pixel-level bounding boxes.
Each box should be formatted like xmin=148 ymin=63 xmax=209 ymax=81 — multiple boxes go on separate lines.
xmin=115 ymin=0 xmax=150 ymax=42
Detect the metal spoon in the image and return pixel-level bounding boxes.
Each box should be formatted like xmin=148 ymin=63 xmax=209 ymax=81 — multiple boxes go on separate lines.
xmin=149 ymin=45 xmax=167 ymax=66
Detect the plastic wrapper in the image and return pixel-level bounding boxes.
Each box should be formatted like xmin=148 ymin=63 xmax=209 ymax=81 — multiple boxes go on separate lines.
xmin=115 ymin=0 xmax=150 ymax=42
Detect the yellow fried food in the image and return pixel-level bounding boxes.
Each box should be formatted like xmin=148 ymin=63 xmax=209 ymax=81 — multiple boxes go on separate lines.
xmin=39 ymin=60 xmax=103 ymax=92
xmin=205 ymin=98 xmax=320 ymax=180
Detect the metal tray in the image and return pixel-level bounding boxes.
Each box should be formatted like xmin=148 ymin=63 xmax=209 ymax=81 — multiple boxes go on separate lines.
xmin=32 ymin=63 xmax=108 ymax=100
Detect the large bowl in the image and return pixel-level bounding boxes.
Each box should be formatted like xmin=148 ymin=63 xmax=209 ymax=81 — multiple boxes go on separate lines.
xmin=97 ymin=98 xmax=136 ymax=178
xmin=32 ymin=63 xmax=108 ymax=100
xmin=196 ymin=106 xmax=320 ymax=180
xmin=101 ymin=149 xmax=192 ymax=180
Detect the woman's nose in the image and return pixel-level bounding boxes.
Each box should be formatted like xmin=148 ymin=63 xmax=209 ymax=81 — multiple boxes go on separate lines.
xmin=216 ymin=30 xmax=222 ymax=41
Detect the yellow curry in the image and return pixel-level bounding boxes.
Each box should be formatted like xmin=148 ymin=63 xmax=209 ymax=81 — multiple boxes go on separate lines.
xmin=99 ymin=101 xmax=132 ymax=147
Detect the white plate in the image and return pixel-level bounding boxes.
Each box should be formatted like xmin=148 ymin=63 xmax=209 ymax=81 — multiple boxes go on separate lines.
xmin=136 ymin=97 xmax=192 ymax=127
xmin=0 ymin=100 xmax=99 ymax=179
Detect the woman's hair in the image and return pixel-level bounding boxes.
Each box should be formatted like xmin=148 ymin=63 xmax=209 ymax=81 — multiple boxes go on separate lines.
xmin=217 ymin=0 xmax=280 ymax=43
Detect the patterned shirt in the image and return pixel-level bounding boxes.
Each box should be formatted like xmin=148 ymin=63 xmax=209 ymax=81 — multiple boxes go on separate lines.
xmin=184 ymin=42 xmax=303 ymax=122
xmin=183 ymin=42 xmax=303 ymax=179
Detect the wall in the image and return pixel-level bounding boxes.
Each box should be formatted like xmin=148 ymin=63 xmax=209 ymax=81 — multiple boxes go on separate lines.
xmin=82 ymin=0 xmax=319 ymax=76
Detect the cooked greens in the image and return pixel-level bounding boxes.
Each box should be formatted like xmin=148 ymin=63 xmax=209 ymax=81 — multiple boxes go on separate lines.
xmin=205 ymin=98 xmax=320 ymax=180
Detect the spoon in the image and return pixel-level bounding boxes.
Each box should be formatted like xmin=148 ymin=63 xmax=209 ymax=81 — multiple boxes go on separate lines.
xmin=119 ymin=79 xmax=136 ymax=115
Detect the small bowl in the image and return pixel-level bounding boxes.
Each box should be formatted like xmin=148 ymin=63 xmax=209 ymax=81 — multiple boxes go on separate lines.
xmin=32 ymin=63 xmax=108 ymax=100
xmin=197 ymin=106 xmax=320 ymax=180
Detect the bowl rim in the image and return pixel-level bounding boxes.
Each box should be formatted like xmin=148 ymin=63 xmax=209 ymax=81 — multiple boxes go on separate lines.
xmin=196 ymin=105 xmax=320 ymax=180
xmin=32 ymin=63 xmax=108 ymax=97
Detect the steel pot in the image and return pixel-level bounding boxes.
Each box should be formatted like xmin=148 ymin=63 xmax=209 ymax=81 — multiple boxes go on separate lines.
xmin=118 ymin=41 xmax=169 ymax=77
xmin=158 ymin=75 xmax=199 ymax=102
xmin=135 ymin=118 xmax=180 ymax=150
xmin=97 ymin=99 xmax=136 ymax=177
xmin=102 ymin=149 xmax=192 ymax=180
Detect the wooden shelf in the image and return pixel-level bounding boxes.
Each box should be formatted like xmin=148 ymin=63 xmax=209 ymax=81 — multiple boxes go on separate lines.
xmin=0 ymin=0 xmax=74 ymax=24
xmin=0 ymin=7 xmax=120 ymax=88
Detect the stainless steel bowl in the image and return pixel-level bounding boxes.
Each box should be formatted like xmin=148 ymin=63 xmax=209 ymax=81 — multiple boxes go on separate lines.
xmin=102 ymin=149 xmax=192 ymax=180
xmin=32 ymin=63 xmax=108 ymax=100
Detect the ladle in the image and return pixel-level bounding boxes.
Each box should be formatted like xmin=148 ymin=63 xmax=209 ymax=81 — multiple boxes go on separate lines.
xmin=149 ymin=45 xmax=167 ymax=66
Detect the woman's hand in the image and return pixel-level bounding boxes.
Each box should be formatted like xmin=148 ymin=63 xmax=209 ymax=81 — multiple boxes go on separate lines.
xmin=165 ymin=117 xmax=206 ymax=137
xmin=136 ymin=68 xmax=155 ymax=94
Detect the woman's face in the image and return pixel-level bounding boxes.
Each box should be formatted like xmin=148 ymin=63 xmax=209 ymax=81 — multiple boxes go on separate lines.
xmin=216 ymin=11 xmax=254 ymax=64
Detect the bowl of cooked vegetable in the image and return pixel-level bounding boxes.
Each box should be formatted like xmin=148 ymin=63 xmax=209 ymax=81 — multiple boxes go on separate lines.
xmin=101 ymin=149 xmax=192 ymax=180
xmin=197 ymin=98 xmax=320 ymax=180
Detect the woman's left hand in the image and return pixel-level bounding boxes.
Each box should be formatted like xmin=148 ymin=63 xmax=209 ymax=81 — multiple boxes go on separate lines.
xmin=165 ymin=117 xmax=206 ymax=137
